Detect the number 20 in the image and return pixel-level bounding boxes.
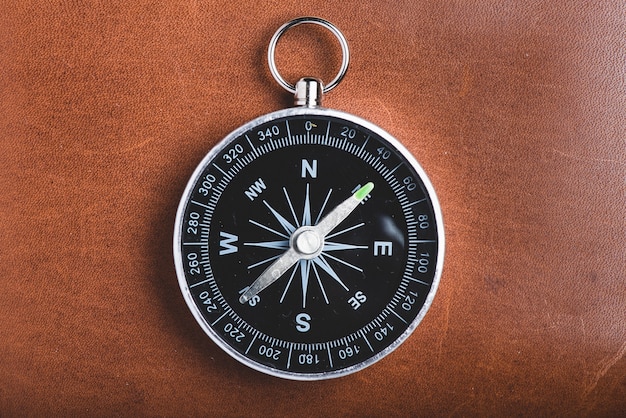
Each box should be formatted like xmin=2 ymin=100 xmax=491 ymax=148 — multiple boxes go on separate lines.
xmin=341 ymin=126 xmax=356 ymax=138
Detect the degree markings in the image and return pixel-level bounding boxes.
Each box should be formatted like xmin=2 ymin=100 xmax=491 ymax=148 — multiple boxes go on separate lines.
xmin=211 ymin=312 xmax=228 ymax=327
xmin=190 ymin=278 xmax=211 ymax=288
xmin=360 ymin=135 xmax=370 ymax=154
xmin=285 ymin=120 xmax=292 ymax=140
xmin=245 ymin=134 xmax=255 ymax=150
xmin=191 ymin=200 xmax=211 ymax=209
xmin=404 ymin=274 xmax=430 ymax=287
xmin=407 ymin=198 xmax=427 ymax=207
xmin=245 ymin=334 xmax=257 ymax=354
xmin=287 ymin=345 xmax=293 ymax=369
xmin=327 ymin=346 xmax=334 ymax=368
xmin=388 ymin=162 xmax=403 ymax=176
xmin=184 ymin=116 xmax=438 ymax=367
xmin=212 ymin=163 xmax=228 ymax=177
xmin=389 ymin=308 xmax=408 ymax=325
xmin=362 ymin=332 xmax=374 ymax=353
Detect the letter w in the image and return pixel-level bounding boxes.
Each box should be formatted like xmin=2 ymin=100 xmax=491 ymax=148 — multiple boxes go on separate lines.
xmin=219 ymin=231 xmax=238 ymax=255
xmin=245 ymin=178 xmax=267 ymax=201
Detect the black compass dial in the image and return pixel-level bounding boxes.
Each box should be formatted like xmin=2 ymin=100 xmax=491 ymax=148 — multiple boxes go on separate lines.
xmin=174 ymin=108 xmax=444 ymax=380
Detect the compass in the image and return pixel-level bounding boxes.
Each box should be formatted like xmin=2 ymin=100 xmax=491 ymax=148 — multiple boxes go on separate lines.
xmin=173 ymin=17 xmax=444 ymax=380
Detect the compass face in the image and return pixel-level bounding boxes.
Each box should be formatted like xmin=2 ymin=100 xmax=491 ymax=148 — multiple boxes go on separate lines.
xmin=174 ymin=107 xmax=444 ymax=380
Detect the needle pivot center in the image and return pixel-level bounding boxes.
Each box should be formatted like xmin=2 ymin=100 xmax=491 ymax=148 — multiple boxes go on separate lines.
xmin=292 ymin=227 xmax=323 ymax=258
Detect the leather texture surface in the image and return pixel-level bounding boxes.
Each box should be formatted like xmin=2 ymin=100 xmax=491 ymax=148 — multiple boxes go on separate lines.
xmin=1 ymin=1 xmax=625 ymax=416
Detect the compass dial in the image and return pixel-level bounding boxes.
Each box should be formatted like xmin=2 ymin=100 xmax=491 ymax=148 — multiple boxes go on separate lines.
xmin=174 ymin=107 xmax=444 ymax=380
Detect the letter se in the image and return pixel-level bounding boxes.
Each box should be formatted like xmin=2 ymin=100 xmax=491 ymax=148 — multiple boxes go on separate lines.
xmin=348 ymin=290 xmax=367 ymax=310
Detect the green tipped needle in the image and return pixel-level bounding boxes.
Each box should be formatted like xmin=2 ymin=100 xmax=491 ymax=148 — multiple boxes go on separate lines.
xmin=242 ymin=181 xmax=376 ymax=304
xmin=354 ymin=182 xmax=374 ymax=201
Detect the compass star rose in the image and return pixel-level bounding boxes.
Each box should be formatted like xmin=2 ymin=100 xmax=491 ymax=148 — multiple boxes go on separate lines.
xmin=244 ymin=184 xmax=369 ymax=308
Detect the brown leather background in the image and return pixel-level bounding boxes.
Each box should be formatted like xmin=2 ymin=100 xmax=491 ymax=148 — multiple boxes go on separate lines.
xmin=1 ymin=1 xmax=625 ymax=416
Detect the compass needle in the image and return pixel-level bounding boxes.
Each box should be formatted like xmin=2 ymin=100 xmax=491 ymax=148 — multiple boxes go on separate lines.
xmin=241 ymin=182 xmax=373 ymax=303
xmin=316 ymin=182 xmax=374 ymax=237
xmin=174 ymin=18 xmax=443 ymax=380
xmin=240 ymin=248 xmax=300 ymax=304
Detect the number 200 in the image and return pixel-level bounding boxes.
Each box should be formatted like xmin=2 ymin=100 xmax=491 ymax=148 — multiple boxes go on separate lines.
xmin=258 ymin=345 xmax=281 ymax=361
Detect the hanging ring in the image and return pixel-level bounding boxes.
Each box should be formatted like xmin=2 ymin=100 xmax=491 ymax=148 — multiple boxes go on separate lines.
xmin=268 ymin=17 xmax=350 ymax=94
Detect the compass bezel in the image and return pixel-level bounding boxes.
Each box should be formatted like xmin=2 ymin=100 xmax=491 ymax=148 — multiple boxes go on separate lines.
xmin=173 ymin=106 xmax=445 ymax=380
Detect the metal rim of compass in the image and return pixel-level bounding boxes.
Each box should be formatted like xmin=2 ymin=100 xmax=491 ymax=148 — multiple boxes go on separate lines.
xmin=173 ymin=105 xmax=445 ymax=380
